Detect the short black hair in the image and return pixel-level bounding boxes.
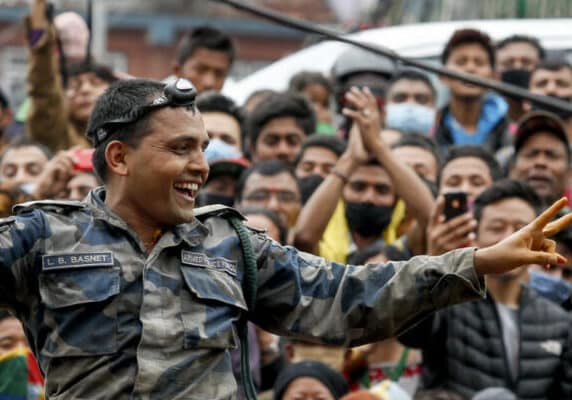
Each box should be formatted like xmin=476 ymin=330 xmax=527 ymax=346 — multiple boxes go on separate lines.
xmin=196 ymin=92 xmax=244 ymax=147
xmin=554 ymin=225 xmax=572 ymax=252
xmin=288 ymin=71 xmax=333 ymax=96
xmin=387 ymin=69 xmax=436 ymax=99
xmin=441 ymin=28 xmax=496 ymax=69
xmin=440 ymin=145 xmax=503 ymax=185
xmin=87 ymin=79 xmax=167 ymax=182
xmin=294 ymin=135 xmax=346 ymax=167
xmin=247 ymin=92 xmax=316 ymax=148
xmin=392 ymin=133 xmax=441 ymax=171
xmin=66 ymin=61 xmax=118 ymax=87
xmin=531 ymin=58 xmax=572 ymax=76
xmin=473 ymin=179 xmax=541 ymax=223
xmin=176 ymin=26 xmax=235 ymax=66
xmin=236 ymin=159 xmax=299 ymax=202
xmin=241 ymin=206 xmax=288 ymax=244
xmin=2 ymin=137 xmax=53 ymax=161
xmin=496 ymin=34 xmax=546 ymax=60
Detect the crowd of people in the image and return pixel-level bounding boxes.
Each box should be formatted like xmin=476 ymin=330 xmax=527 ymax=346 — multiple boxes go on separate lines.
xmin=0 ymin=0 xmax=571 ymax=399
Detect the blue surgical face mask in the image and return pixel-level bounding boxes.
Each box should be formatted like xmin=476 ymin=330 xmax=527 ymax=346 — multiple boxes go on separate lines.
xmin=529 ymin=269 xmax=572 ymax=304
xmin=384 ymin=103 xmax=436 ymax=135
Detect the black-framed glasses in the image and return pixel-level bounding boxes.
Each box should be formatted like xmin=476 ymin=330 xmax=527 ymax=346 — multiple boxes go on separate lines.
xmin=88 ymin=78 xmax=197 ymax=146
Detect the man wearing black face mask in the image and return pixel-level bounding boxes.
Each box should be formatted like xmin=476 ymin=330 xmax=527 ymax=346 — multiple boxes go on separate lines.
xmin=294 ymin=135 xmax=346 ymax=204
xmin=496 ymin=35 xmax=545 ymax=122
xmin=294 ymin=87 xmax=435 ymax=263
xmin=527 ymin=59 xmax=572 ymax=139
xmin=196 ymin=138 xmax=250 ymax=207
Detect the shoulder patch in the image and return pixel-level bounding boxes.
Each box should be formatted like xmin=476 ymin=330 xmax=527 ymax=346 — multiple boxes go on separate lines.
xmin=193 ymin=204 xmax=245 ymax=222
xmin=13 ymin=200 xmax=86 ymax=215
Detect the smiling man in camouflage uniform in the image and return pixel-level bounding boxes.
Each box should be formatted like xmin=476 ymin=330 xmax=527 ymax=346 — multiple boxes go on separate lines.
xmin=0 ymin=78 xmax=569 ymax=399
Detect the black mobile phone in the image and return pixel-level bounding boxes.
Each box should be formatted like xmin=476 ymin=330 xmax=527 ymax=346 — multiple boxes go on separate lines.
xmin=443 ymin=191 xmax=468 ymax=221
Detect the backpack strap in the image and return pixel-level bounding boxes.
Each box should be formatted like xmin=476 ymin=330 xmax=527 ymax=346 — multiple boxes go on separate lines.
xmin=228 ymin=216 xmax=258 ymax=400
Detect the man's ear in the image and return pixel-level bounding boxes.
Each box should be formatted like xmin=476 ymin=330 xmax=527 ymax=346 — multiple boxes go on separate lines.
xmin=105 ymin=140 xmax=130 ymax=177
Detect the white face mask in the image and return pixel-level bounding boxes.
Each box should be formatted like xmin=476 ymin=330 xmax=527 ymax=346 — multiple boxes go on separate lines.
xmin=384 ymin=103 xmax=437 ymax=135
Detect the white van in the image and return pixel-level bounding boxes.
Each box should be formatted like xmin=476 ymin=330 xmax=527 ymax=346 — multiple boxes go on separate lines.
xmin=223 ymin=18 xmax=572 ymax=105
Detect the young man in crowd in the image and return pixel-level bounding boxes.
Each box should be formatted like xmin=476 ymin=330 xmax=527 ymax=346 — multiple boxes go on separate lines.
xmin=0 ymin=75 xmax=569 ymax=399
xmin=526 ymin=59 xmax=572 ymax=138
xmin=294 ymin=135 xmax=346 ymax=204
xmin=247 ymin=92 xmax=315 ymax=163
xmin=426 ymin=145 xmax=502 ymax=256
xmin=400 ymin=179 xmax=572 ymax=399
xmin=236 ymin=160 xmax=302 ymax=231
xmin=435 ymin=28 xmax=510 ymax=156
xmin=0 ymin=139 xmax=51 ymax=192
xmin=496 ymin=35 xmax=545 ymax=122
xmin=289 ymin=71 xmax=334 ymax=134
xmin=391 ymin=134 xmax=441 ymax=184
xmin=173 ymin=25 xmax=234 ymax=94
xmin=384 ymin=69 xmax=437 ymax=136
xmin=294 ymin=87 xmax=435 ymax=262
xmin=196 ymin=92 xmax=244 ymax=153
xmin=509 ymin=111 xmax=570 ymax=206
xmin=26 ymin=0 xmax=117 ymax=152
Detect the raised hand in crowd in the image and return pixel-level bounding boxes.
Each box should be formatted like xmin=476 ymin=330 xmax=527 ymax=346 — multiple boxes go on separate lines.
xmin=426 ymin=195 xmax=477 ymax=256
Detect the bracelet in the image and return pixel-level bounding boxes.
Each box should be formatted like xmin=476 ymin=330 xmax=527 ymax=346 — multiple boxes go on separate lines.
xmin=331 ymin=168 xmax=349 ymax=183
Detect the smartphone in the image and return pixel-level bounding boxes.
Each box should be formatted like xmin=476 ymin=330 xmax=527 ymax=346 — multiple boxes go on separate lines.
xmin=443 ymin=191 xmax=468 ymax=221
xmin=71 ymin=148 xmax=95 ymax=172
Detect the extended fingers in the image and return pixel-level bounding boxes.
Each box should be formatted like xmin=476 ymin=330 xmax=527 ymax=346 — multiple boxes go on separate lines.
xmin=532 ymin=197 xmax=567 ymax=230
xmin=543 ymin=212 xmax=572 ymax=237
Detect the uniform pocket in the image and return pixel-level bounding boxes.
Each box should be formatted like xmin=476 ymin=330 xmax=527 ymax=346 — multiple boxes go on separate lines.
xmin=38 ymin=259 xmax=120 ymax=358
xmin=180 ymin=265 xmax=247 ymax=349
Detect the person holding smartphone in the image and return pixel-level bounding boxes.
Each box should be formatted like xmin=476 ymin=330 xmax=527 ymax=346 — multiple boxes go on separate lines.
xmin=426 ymin=146 xmax=503 ymax=256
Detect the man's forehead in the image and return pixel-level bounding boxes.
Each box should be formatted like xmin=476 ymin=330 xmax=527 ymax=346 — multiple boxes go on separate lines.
xmin=149 ymin=107 xmax=207 ymax=139
xmin=2 ymin=146 xmax=48 ymax=163
xmin=246 ymin=171 xmax=298 ymax=191
xmin=443 ymin=157 xmax=490 ymax=175
xmin=350 ymin=165 xmax=390 ymax=183
xmin=481 ymin=198 xmax=536 ymax=223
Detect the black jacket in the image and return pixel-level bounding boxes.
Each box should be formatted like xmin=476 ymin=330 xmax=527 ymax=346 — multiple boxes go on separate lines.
xmin=399 ymin=286 xmax=572 ymax=399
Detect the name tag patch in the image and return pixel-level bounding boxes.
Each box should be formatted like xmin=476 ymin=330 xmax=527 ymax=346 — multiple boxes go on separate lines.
xmin=42 ymin=252 xmax=114 ymax=271
xmin=181 ymin=250 xmax=237 ymax=277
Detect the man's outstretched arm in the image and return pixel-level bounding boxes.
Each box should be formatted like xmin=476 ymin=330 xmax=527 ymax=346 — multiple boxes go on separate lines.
xmin=249 ymin=197 xmax=572 ymax=346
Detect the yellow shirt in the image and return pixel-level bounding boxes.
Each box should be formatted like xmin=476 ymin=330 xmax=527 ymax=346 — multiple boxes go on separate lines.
xmin=318 ymin=200 xmax=406 ymax=263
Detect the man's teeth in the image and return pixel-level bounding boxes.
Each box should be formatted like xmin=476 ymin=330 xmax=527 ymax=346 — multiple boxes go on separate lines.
xmin=174 ymin=183 xmax=198 ymax=191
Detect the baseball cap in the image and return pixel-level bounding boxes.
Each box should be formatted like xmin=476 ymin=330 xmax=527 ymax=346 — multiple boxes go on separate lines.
xmin=514 ymin=111 xmax=570 ymax=155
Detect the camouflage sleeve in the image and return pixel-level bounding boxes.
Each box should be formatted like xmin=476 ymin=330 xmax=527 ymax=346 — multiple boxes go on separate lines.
xmin=249 ymin=233 xmax=485 ymax=347
xmin=0 ymin=210 xmax=47 ymax=308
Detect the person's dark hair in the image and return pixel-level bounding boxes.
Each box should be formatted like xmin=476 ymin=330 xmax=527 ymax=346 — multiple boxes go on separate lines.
xmin=247 ymin=92 xmax=316 ymax=149
xmin=413 ymin=388 xmax=468 ymax=400
xmin=531 ymin=58 xmax=572 ymax=76
xmin=0 ymin=309 xmax=14 ymax=323
xmin=289 ymin=71 xmax=333 ymax=96
xmin=176 ymin=26 xmax=235 ymax=66
xmin=439 ymin=145 xmax=503 ymax=185
xmin=392 ymin=133 xmax=441 ymax=171
xmin=441 ymin=28 xmax=496 ymax=69
xmin=87 ymin=79 xmax=168 ymax=182
xmin=241 ymin=207 xmax=288 ymax=244
xmin=66 ymin=61 xmax=118 ymax=87
xmin=196 ymin=92 xmax=243 ymax=136
xmin=1 ymin=137 xmax=53 ymax=162
xmin=554 ymin=225 xmax=572 ymax=252
xmin=387 ymin=69 xmax=436 ymax=99
xmin=236 ymin=160 xmax=299 ymax=202
xmin=0 ymin=88 xmax=9 ymax=110
xmin=294 ymin=135 xmax=346 ymax=166
xmin=244 ymin=89 xmax=277 ymax=108
xmin=473 ymin=179 xmax=541 ymax=223
xmin=496 ymin=34 xmax=546 ymax=60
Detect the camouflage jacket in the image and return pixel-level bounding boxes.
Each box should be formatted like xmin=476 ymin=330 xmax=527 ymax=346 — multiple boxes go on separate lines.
xmin=0 ymin=187 xmax=485 ymax=399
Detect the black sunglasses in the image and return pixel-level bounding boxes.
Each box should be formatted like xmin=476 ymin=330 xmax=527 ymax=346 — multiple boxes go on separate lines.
xmin=88 ymin=78 xmax=197 ymax=146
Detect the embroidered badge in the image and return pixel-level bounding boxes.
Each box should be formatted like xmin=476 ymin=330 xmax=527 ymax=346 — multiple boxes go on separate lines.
xmin=42 ymin=252 xmax=114 ymax=271
xmin=181 ymin=250 xmax=237 ymax=277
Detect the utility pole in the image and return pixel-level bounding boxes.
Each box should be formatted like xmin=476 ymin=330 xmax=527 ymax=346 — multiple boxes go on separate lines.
xmin=90 ymin=0 xmax=108 ymax=61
